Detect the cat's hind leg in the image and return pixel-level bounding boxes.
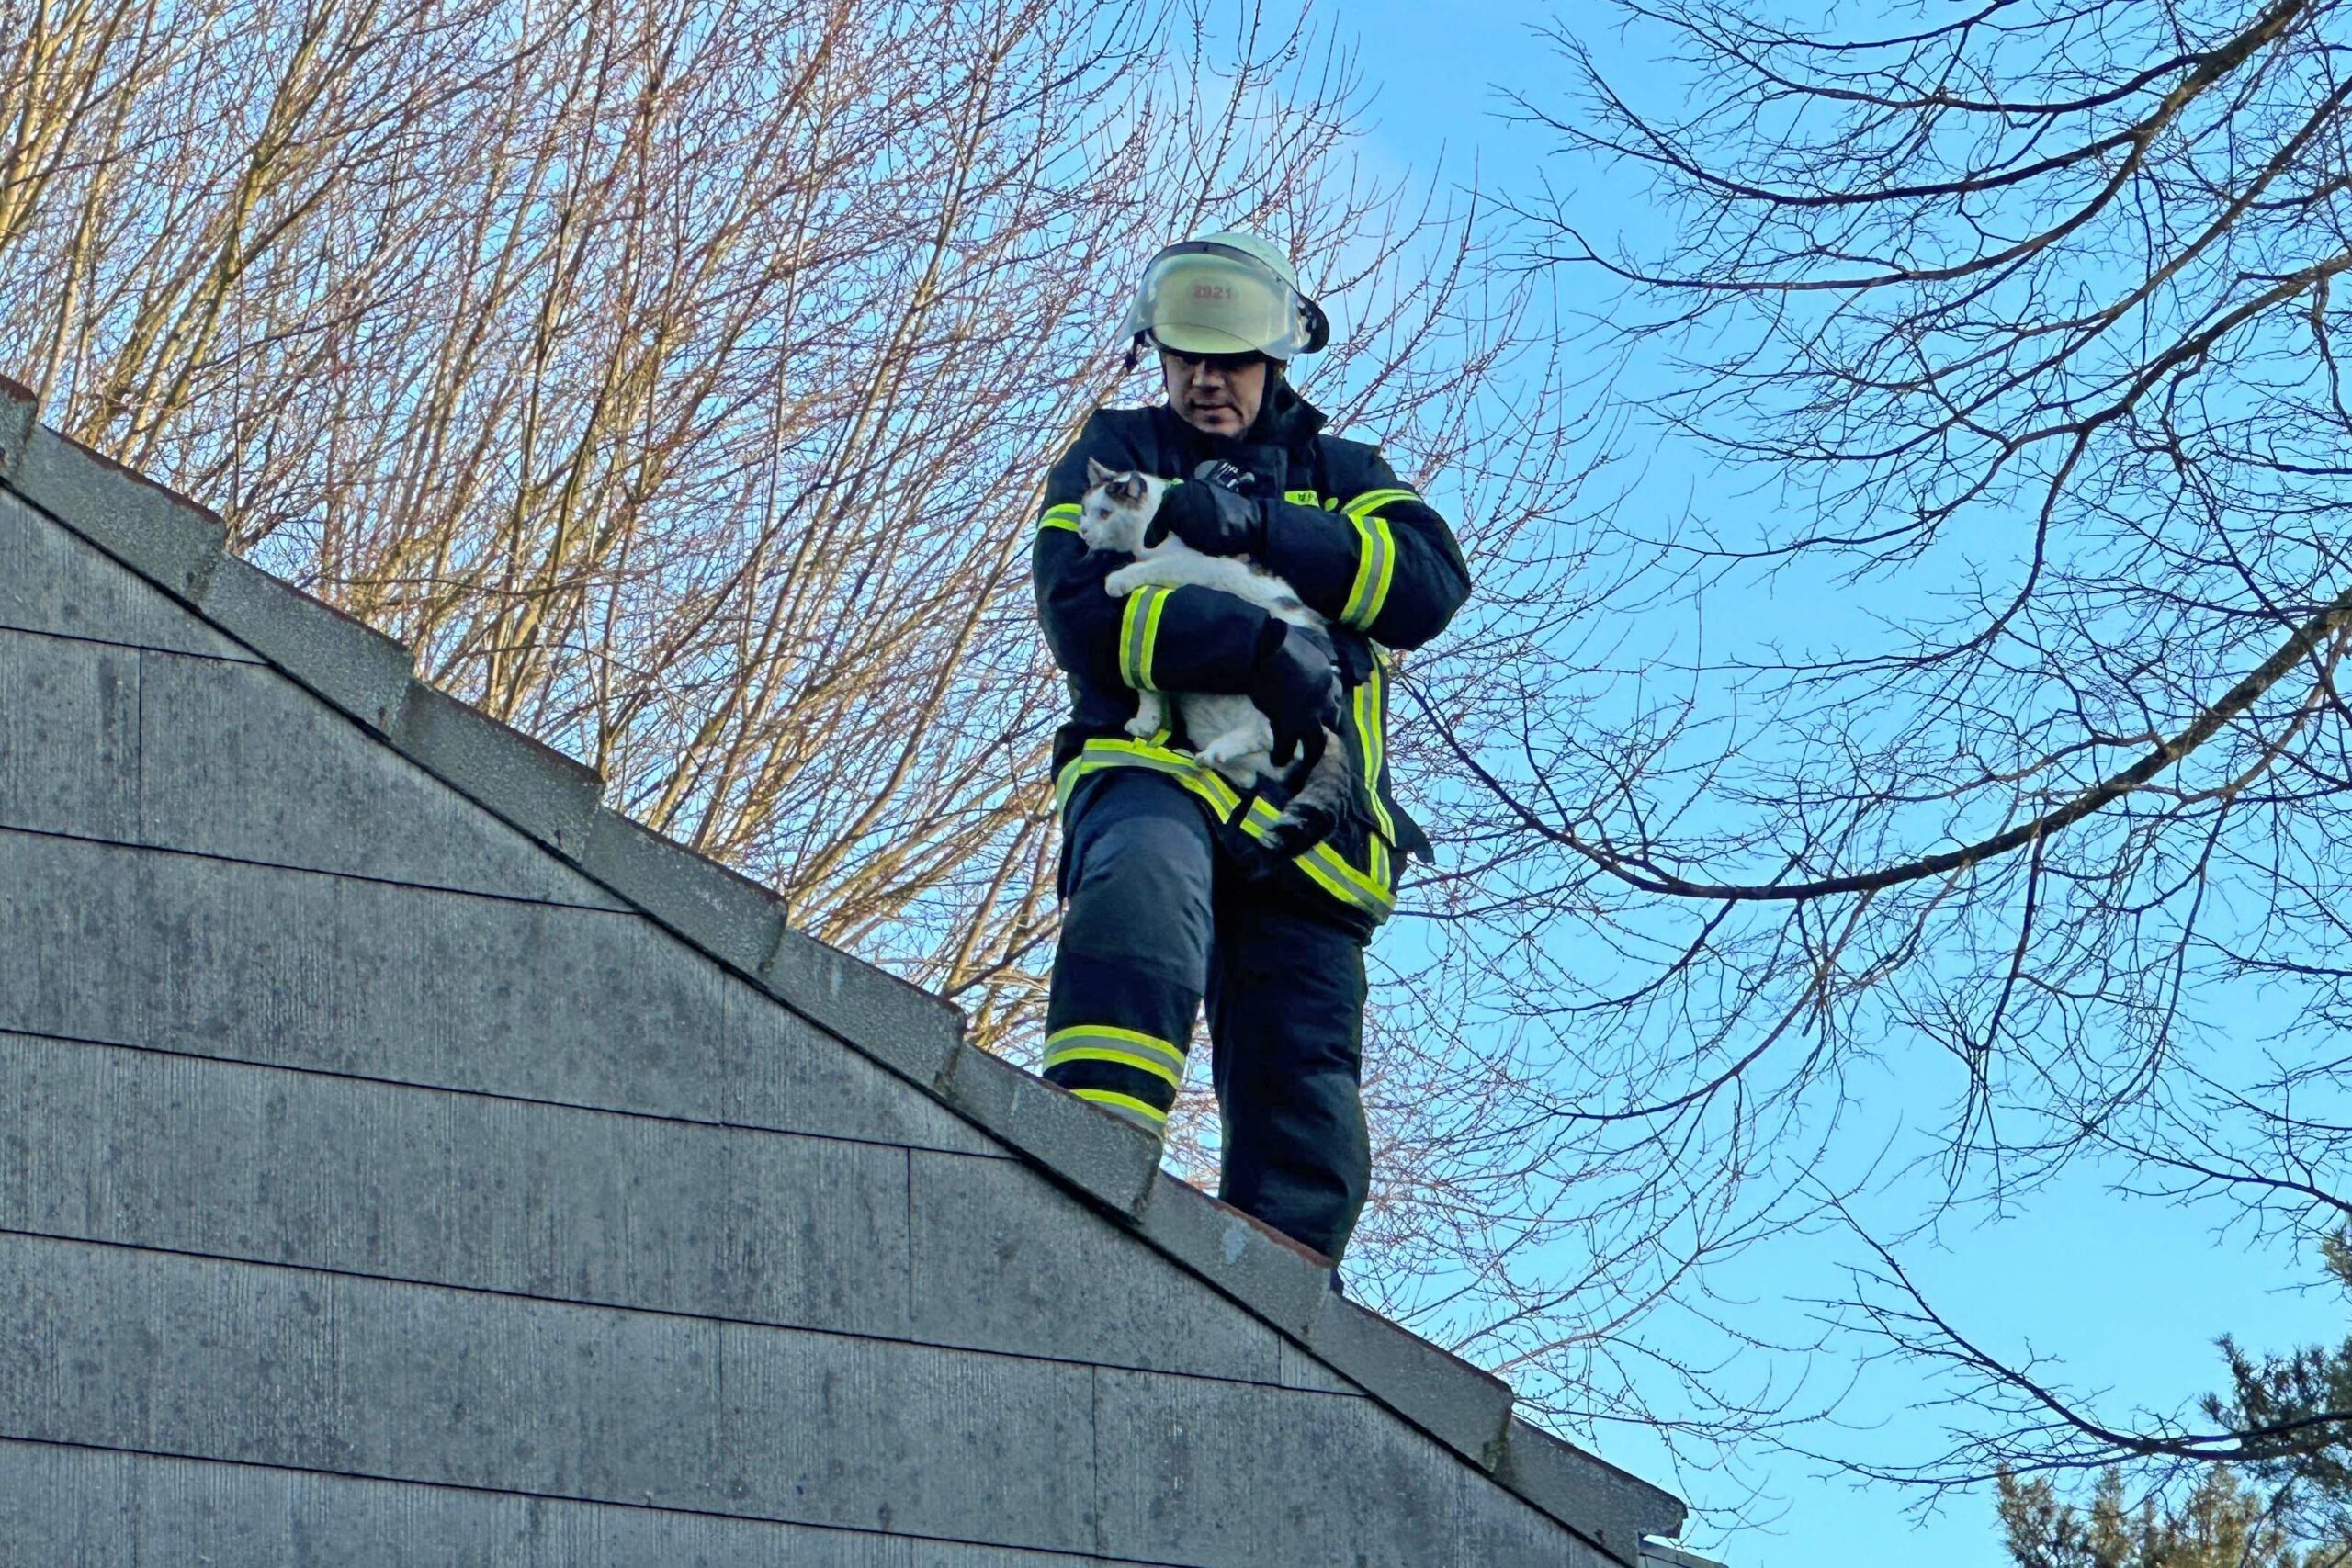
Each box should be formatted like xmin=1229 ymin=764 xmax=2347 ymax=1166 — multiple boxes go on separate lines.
xmin=1182 ymin=694 xmax=1274 ymax=784
xmin=1256 ymin=728 xmax=1362 ymax=858
xmin=1125 ymin=691 xmax=1170 ymax=739
xmin=1196 ymin=733 xmax=1272 ymax=781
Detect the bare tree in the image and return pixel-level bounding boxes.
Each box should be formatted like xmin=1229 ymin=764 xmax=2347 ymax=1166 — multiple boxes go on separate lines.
xmin=4 ymin=0 xmax=1704 ymax=1452
xmin=1367 ymin=0 xmax=2352 ymax=1506
xmin=0 ymin=0 xmax=1528 ymax=1016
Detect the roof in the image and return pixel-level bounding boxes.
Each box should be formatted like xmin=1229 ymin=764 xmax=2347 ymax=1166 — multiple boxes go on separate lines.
xmin=0 ymin=373 xmax=1687 ymax=1563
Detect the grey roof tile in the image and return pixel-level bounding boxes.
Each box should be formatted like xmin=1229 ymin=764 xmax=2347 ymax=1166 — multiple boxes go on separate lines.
xmin=3 ymin=421 xmax=226 ymax=603
xmin=575 ymin=807 xmax=787 ymax=976
xmin=0 ymin=375 xmax=31 ymax=472
xmin=1306 ymin=1290 xmax=1515 ymax=1469
xmin=390 ymin=682 xmax=604 ymax=857
xmin=194 ymin=554 xmax=413 ymax=733
xmin=133 ymin=652 xmax=626 ymax=907
xmin=0 ymin=490 xmax=255 ymax=660
xmin=760 ymin=925 xmax=963 ymax=1085
xmin=1279 ymin=1333 xmax=1363 ymax=1393
xmin=0 ymin=628 xmax=141 ymax=841
xmin=0 ymin=1441 xmax=1130 ymax=1567
xmin=1134 ymin=1171 xmax=1332 ymax=1339
xmin=1494 ymin=1416 xmax=1690 ymax=1567
xmin=906 ymin=1148 xmax=1286 ymax=1382
xmin=935 ymin=1040 xmax=1158 ymax=1218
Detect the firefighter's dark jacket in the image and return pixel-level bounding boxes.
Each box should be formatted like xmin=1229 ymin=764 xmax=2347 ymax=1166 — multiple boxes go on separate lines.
xmin=1033 ymin=380 xmax=1471 ymax=930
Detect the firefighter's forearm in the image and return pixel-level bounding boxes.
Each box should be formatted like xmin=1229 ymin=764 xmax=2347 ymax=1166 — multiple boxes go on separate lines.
xmin=1258 ymin=495 xmax=1469 ymax=649
xmin=1109 ymin=584 xmax=1272 ymax=695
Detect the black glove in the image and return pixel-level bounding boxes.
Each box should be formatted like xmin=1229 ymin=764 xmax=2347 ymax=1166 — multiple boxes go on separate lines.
xmin=1250 ymin=621 xmax=1342 ymax=768
xmin=1143 ymin=461 xmax=1267 ymax=556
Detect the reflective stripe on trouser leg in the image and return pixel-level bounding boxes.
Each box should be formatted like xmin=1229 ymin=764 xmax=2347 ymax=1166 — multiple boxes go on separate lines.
xmin=1044 ymin=771 xmax=1215 ymax=1136
xmin=1043 ymin=1023 xmax=1187 ymax=1131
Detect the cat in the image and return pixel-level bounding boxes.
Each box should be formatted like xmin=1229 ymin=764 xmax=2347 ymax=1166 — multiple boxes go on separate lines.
xmin=1077 ymin=456 xmax=1362 ymax=857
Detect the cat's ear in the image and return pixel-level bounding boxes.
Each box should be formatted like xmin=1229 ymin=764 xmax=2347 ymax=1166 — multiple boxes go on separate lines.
xmin=1111 ymin=474 xmax=1147 ymax=503
xmin=1086 ymin=457 xmax=1115 ymax=487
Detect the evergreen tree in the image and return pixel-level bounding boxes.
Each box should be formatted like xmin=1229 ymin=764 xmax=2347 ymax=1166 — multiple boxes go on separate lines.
xmin=2211 ymin=1233 xmax=2352 ymax=1553
xmin=1998 ymin=1232 xmax=2352 ymax=1568
xmin=1997 ymin=1466 xmax=2302 ymax=1568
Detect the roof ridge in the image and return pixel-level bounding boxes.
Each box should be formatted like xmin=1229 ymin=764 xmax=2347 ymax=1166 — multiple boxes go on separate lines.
xmin=0 ymin=376 xmax=1686 ymax=1564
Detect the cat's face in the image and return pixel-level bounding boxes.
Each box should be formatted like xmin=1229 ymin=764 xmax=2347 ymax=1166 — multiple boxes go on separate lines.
xmin=1078 ymin=457 xmax=1160 ymax=553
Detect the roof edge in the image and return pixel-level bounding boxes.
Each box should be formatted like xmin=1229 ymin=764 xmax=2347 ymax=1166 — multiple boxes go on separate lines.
xmin=0 ymin=379 xmax=1690 ymax=1558
xmin=1498 ymin=1417 xmax=1690 ymax=1563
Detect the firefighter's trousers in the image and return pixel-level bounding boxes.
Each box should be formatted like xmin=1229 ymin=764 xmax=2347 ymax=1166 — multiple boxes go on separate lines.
xmin=1042 ymin=768 xmax=1373 ymax=1262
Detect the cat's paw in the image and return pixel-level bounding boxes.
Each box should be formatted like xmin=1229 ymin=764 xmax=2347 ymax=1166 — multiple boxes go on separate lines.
xmin=1125 ymin=694 xmax=1169 ymax=739
xmin=1196 ymin=734 xmax=1268 ymax=778
xmin=1102 ymin=565 xmax=1143 ymax=597
xmin=1259 ymin=799 xmax=1340 ymax=858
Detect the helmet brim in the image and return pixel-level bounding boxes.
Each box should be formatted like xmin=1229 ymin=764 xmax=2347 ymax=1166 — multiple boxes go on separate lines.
xmin=1146 ymin=322 xmax=1276 ymax=358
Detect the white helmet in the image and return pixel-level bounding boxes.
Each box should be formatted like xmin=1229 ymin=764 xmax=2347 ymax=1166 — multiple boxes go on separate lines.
xmin=1120 ymin=230 xmax=1331 ymax=362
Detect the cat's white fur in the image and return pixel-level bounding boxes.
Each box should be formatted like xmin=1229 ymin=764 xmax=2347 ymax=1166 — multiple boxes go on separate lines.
xmin=1078 ymin=458 xmax=1356 ymax=852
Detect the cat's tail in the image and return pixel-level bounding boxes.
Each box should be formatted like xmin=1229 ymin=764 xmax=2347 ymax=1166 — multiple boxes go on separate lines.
xmin=1255 ymin=728 xmax=1364 ymax=859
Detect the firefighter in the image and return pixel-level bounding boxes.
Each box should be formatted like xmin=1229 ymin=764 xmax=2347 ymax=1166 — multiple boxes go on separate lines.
xmin=1031 ymin=231 xmax=1471 ymax=1265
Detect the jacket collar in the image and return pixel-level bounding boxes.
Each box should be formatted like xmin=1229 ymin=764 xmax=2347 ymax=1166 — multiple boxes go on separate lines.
xmin=1240 ymin=373 xmax=1327 ymax=446
xmin=1155 ymin=374 xmax=1329 ymax=481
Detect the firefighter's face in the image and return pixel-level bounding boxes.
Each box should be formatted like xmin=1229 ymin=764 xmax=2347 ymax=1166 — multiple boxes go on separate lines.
xmin=1160 ymin=348 xmax=1268 ymax=437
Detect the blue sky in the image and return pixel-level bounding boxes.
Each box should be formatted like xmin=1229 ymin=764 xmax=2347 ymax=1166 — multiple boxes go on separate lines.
xmin=1315 ymin=4 xmax=2347 ymax=1565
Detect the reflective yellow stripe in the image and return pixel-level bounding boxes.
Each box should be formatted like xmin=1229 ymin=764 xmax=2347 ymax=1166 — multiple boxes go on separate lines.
xmin=1228 ymin=791 xmax=1395 ymax=913
xmin=1046 ymin=1024 xmax=1188 ymax=1080
xmin=1283 ymin=489 xmax=1322 ymax=506
xmin=1054 ymin=737 xmax=1249 ymax=818
xmin=1141 ymin=591 xmax=1170 ymax=686
xmin=1352 ymin=654 xmax=1396 ymax=842
xmin=1341 ymin=513 xmax=1394 ymax=628
xmin=1039 ymin=502 xmax=1080 ymax=533
xmin=1047 ymin=1022 xmax=1186 ymax=1055
xmin=1340 ymin=489 xmax=1412 ymax=629
xmin=1054 ymin=740 xmax=1394 ymax=919
xmin=1072 ymin=1088 xmax=1169 ymax=1127
xmin=1244 ymin=796 xmax=1396 ymax=917
xmin=1345 ymin=487 xmax=1418 ymax=517
xmin=1119 ymin=587 xmax=1171 ymax=692
xmin=1291 ymin=848 xmax=1393 ymax=917
xmin=1118 ymin=592 xmax=1148 ymax=690
xmin=1044 ymin=1044 xmax=1182 ymax=1089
